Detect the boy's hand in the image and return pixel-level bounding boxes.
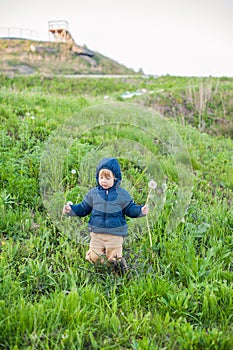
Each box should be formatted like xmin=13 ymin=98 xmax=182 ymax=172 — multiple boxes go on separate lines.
xmin=141 ymin=204 xmax=149 ymax=215
xmin=63 ymin=204 xmax=72 ymax=214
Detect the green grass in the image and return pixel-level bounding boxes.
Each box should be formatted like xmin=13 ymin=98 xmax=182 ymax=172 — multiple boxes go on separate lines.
xmin=0 ymin=75 xmax=232 ymax=349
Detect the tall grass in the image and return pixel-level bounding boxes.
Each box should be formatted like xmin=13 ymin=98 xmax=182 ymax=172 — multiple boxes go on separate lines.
xmin=0 ymin=76 xmax=232 ymax=349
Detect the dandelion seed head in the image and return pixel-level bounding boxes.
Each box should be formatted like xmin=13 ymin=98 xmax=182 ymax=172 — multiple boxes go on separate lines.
xmin=148 ymin=180 xmax=157 ymax=189
xmin=67 ymin=201 xmax=73 ymax=205
xmin=71 ymin=169 xmax=76 ymax=174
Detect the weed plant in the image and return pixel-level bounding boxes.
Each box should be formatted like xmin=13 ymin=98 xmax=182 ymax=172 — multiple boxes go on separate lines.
xmin=0 ymin=75 xmax=232 ymax=349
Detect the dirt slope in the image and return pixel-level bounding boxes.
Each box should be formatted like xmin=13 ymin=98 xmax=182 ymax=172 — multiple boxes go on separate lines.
xmin=0 ymin=38 xmax=137 ymax=76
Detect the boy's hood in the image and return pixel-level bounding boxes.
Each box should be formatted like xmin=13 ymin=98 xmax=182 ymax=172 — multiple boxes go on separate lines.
xmin=96 ymin=158 xmax=122 ymax=187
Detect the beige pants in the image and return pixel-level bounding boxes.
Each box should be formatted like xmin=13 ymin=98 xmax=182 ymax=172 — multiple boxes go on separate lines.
xmin=86 ymin=232 xmax=124 ymax=263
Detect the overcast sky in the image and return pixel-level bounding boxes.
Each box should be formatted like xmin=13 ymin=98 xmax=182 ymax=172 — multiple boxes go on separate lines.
xmin=0 ymin=0 xmax=232 ymax=76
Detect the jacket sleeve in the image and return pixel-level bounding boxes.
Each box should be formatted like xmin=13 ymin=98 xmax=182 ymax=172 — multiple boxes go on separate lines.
xmin=69 ymin=201 xmax=92 ymax=217
xmin=123 ymin=200 xmax=144 ymax=218
xmin=68 ymin=190 xmax=93 ymax=217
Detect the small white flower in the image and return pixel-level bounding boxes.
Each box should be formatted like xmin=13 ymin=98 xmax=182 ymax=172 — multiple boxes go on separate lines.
xmin=148 ymin=180 xmax=157 ymax=189
xmin=31 ymin=115 xmax=35 ymax=120
xmin=71 ymin=169 xmax=76 ymax=174
xmin=67 ymin=201 xmax=73 ymax=205
xmin=61 ymin=333 xmax=68 ymax=339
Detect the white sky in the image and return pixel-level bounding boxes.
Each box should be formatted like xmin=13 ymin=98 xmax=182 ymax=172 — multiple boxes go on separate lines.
xmin=0 ymin=0 xmax=233 ymax=76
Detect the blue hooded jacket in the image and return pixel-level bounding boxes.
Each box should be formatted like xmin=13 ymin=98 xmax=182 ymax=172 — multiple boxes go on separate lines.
xmin=69 ymin=158 xmax=144 ymax=236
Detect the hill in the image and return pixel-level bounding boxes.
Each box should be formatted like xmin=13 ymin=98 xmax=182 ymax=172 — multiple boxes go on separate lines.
xmin=0 ymin=38 xmax=137 ymax=76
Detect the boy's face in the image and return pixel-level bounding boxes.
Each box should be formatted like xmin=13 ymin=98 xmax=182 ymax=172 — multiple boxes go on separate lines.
xmin=98 ymin=171 xmax=114 ymax=189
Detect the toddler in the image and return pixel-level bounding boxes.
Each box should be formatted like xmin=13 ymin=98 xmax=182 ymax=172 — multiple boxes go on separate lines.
xmin=63 ymin=158 xmax=148 ymax=270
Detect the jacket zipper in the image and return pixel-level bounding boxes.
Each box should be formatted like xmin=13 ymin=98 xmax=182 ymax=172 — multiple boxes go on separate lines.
xmin=104 ymin=189 xmax=108 ymax=228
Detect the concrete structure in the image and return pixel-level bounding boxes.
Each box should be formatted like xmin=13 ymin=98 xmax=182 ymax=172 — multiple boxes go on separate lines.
xmin=48 ymin=20 xmax=94 ymax=57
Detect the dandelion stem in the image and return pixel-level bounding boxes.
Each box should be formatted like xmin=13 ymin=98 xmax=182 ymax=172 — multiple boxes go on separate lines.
xmin=61 ymin=182 xmax=69 ymax=222
xmin=145 ymin=180 xmax=157 ymax=247
xmin=146 ymin=188 xmax=153 ymax=247
xmin=146 ymin=188 xmax=152 ymax=206
xmin=60 ymin=195 xmax=67 ymax=222
xmin=146 ymin=215 xmax=153 ymax=247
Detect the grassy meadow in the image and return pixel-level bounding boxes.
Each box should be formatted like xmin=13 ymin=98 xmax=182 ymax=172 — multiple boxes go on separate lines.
xmin=0 ymin=74 xmax=232 ymax=349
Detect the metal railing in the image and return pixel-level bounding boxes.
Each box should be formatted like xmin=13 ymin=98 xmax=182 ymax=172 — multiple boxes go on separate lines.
xmin=0 ymin=27 xmax=39 ymax=40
